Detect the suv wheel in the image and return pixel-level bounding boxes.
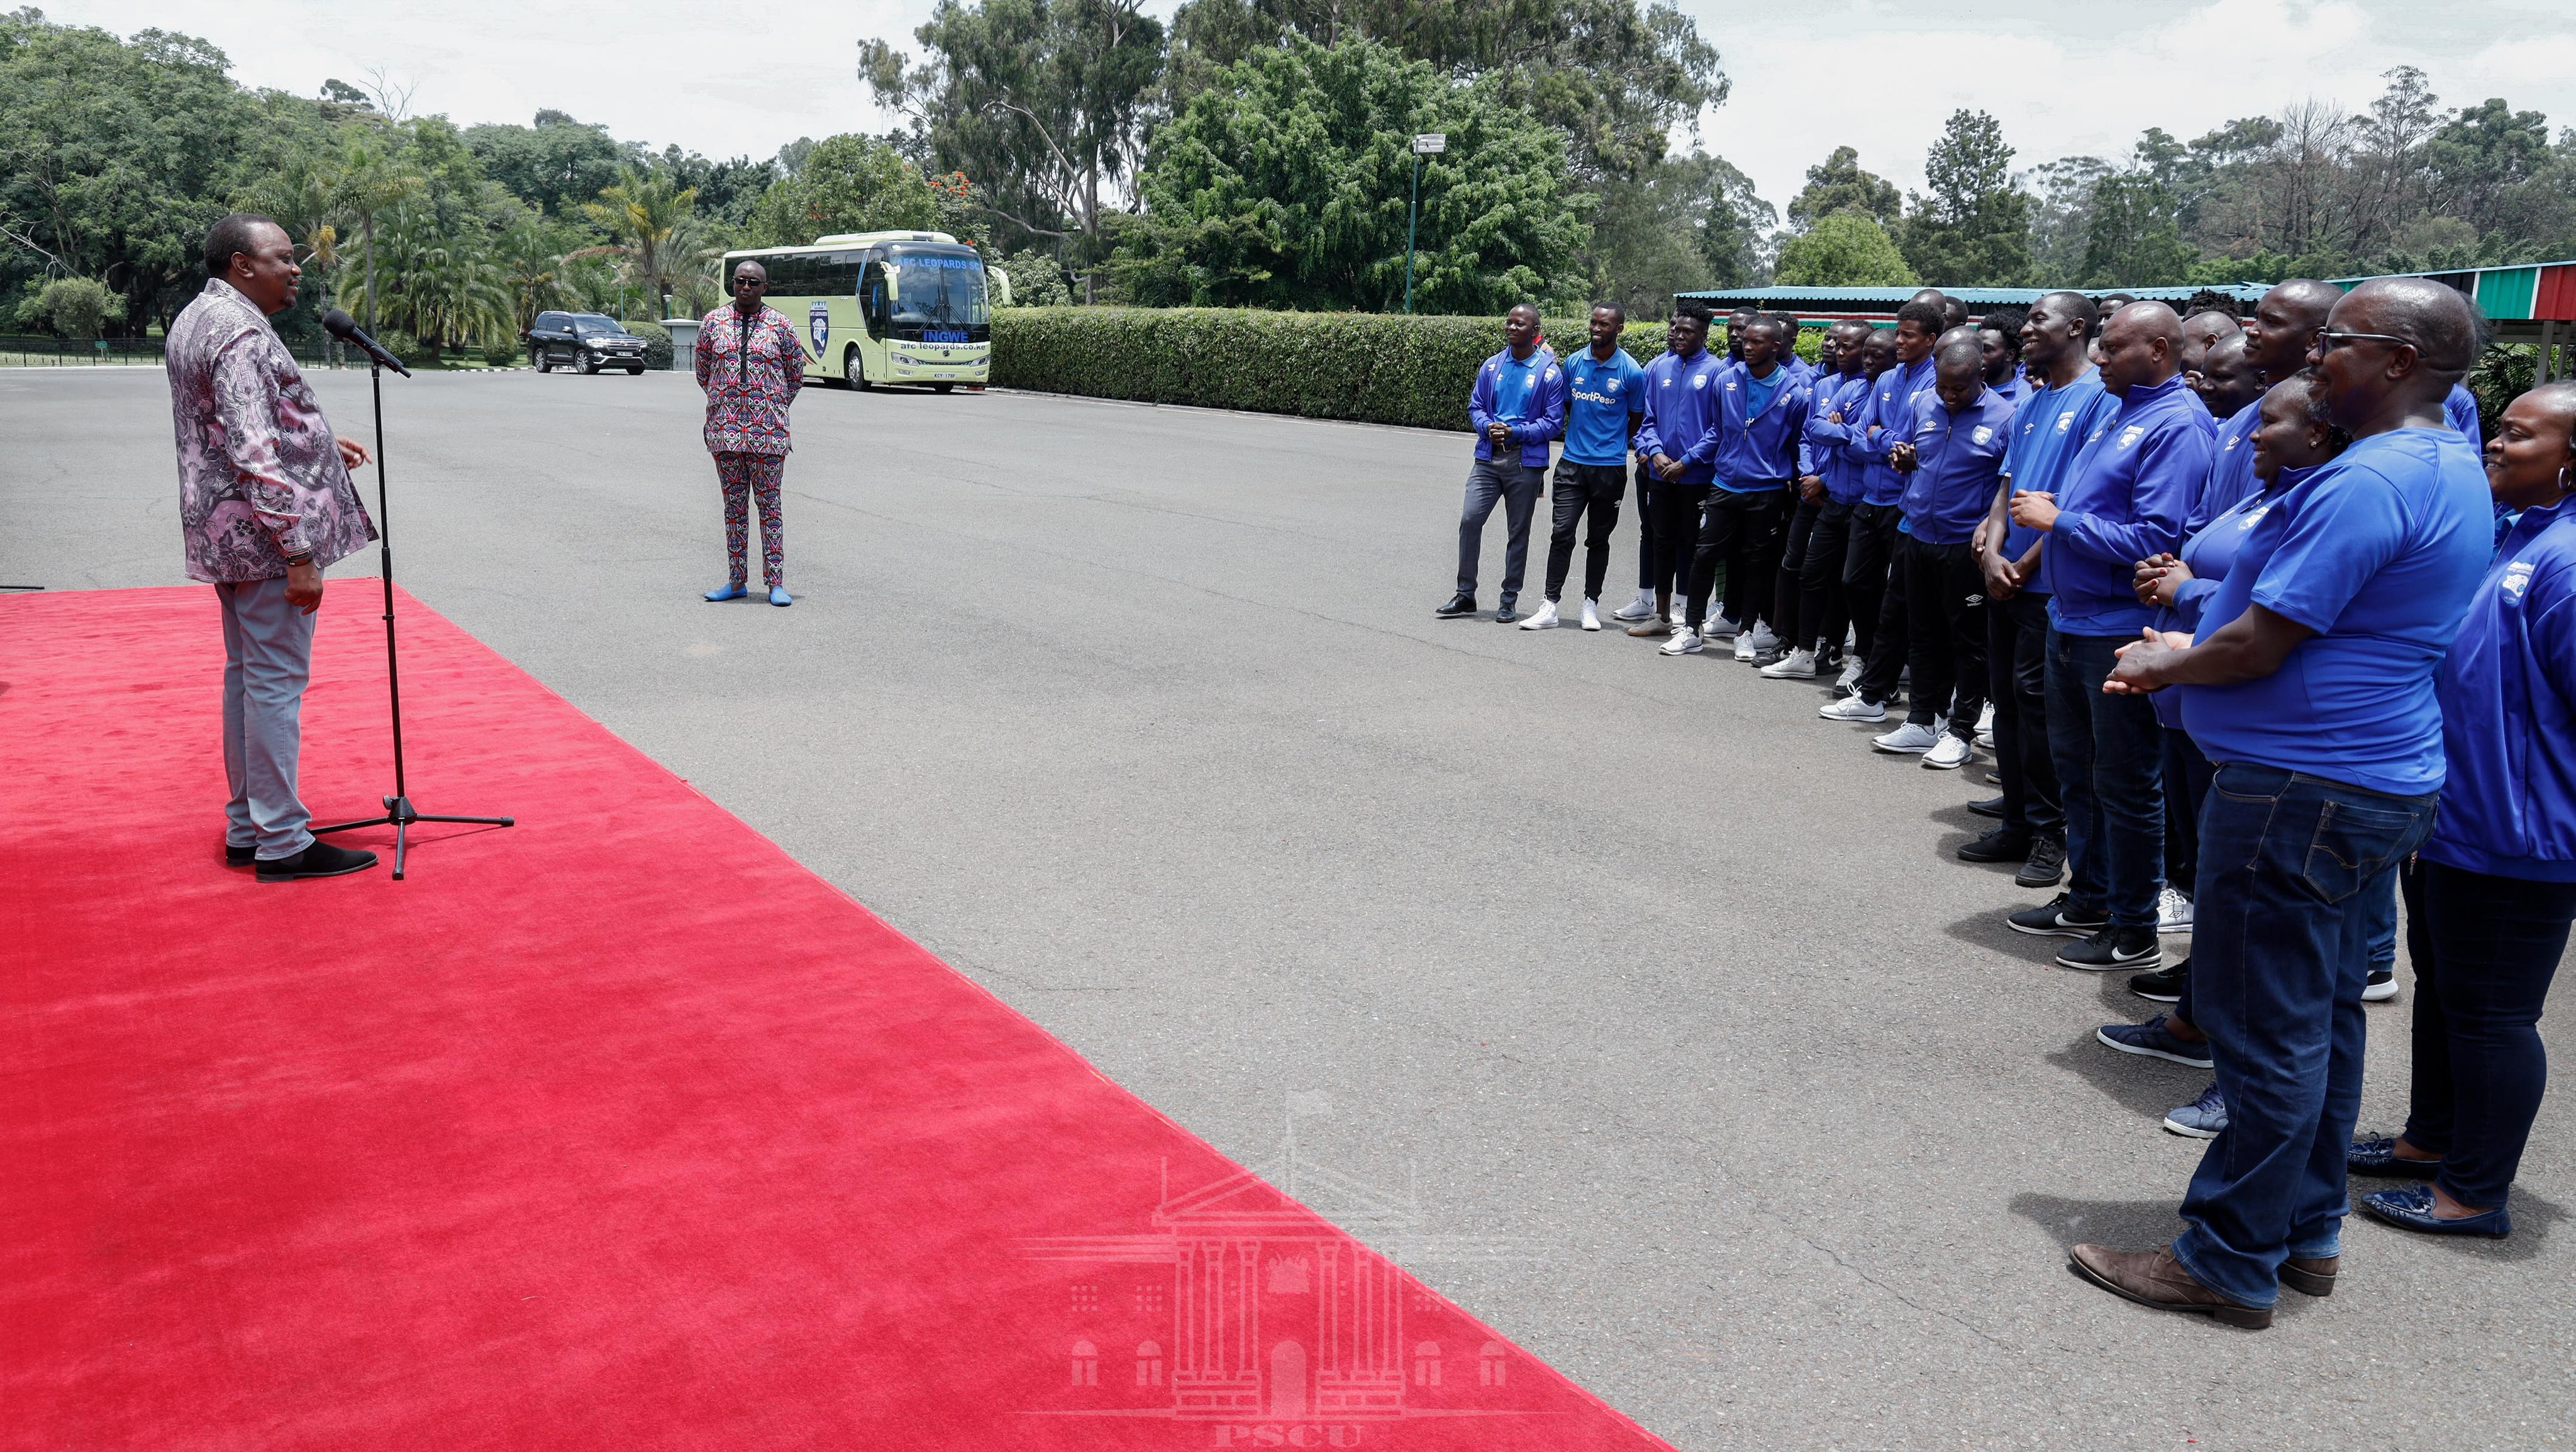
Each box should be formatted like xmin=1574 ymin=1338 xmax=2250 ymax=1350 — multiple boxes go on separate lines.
xmin=577 ymin=352 xmax=598 ymax=376
xmin=533 ymin=349 xmax=551 ymax=373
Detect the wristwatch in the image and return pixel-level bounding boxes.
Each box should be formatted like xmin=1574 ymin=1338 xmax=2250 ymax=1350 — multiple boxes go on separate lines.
xmin=282 ymin=549 xmax=314 ymax=566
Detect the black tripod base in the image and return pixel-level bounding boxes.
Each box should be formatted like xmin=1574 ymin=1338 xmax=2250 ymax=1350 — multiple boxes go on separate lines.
xmin=313 ymin=794 xmax=514 ymax=881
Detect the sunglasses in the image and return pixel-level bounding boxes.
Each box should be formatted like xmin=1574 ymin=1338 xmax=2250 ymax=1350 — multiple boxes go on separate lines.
xmin=731 ymin=276 xmax=765 ymax=289
xmin=2316 ymin=329 xmax=2411 ymax=354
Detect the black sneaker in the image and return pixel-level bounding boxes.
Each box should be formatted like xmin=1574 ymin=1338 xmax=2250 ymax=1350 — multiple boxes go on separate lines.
xmin=2058 ymin=925 xmax=2163 ymax=972
xmin=1967 ymin=795 xmax=2007 ymax=819
xmin=2129 ymin=958 xmax=2189 ymax=1003
xmin=255 ymin=839 xmax=380 ymax=883
xmin=1435 ymin=593 xmax=1479 ymax=618
xmin=2014 ymin=837 xmax=2067 ymax=889
xmin=1955 ymin=827 xmax=2033 ymax=864
xmin=2007 ymin=891 xmax=2107 ymax=938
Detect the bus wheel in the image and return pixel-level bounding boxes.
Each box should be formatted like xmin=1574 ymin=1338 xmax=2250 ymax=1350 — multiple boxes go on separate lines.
xmin=934 ymin=383 xmax=954 ymax=394
xmin=846 ymin=346 xmax=871 ymax=391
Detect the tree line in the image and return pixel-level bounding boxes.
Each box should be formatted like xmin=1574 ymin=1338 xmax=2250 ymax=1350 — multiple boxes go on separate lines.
xmin=8 ymin=4 xmax=2575 ymax=349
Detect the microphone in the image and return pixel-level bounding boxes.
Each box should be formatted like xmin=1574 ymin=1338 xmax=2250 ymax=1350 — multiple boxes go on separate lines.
xmin=323 ymin=308 xmax=413 ymax=377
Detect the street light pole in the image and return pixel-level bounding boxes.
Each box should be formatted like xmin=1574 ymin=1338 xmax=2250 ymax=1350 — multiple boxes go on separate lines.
xmin=1404 ymin=132 xmax=1444 ymax=316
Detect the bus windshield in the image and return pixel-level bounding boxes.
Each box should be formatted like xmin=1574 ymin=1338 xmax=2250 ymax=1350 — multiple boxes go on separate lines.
xmin=889 ymin=251 xmax=989 ymax=337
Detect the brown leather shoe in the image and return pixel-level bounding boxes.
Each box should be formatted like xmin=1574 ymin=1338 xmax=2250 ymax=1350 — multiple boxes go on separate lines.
xmin=1626 ymin=619 xmax=1674 ymax=637
xmin=2068 ymin=1244 xmax=2272 ymax=1329
xmin=2281 ymin=1254 xmax=2338 ymax=1297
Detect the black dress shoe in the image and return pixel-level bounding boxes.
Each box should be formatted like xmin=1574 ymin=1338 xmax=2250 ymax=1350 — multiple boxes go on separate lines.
xmin=225 ymin=843 xmax=256 ymax=866
xmin=1956 ymin=826 xmax=2033 ymax=863
xmin=1494 ymin=603 xmax=1520 ymax=624
xmin=2014 ymin=836 xmax=2067 ymax=888
xmin=1967 ymin=795 xmax=2007 ymax=819
xmin=1435 ymin=593 xmax=1479 ymax=618
xmin=255 ymin=839 xmax=381 ymax=883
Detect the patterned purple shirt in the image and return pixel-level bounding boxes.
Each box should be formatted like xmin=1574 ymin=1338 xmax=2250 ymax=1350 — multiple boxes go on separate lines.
xmin=167 ymin=279 xmax=376 ymax=582
xmin=694 ymin=303 xmax=806 ymax=455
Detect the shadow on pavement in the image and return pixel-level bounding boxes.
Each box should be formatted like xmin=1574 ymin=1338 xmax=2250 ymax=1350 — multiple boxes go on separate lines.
xmin=2044 ymin=1034 xmax=2210 ymax=1123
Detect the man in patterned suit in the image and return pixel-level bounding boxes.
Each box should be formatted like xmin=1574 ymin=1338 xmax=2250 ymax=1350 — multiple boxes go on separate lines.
xmin=696 ymin=259 xmax=806 ymax=606
xmin=167 ymin=213 xmax=380 ymax=882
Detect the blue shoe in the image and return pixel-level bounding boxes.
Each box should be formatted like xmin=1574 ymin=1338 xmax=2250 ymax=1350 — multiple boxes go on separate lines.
xmin=2096 ymin=1016 xmax=2215 ymax=1069
xmin=2361 ymin=1183 xmax=2510 ymax=1238
xmin=2348 ymin=1136 xmax=2443 ymax=1177
xmin=704 ymin=582 xmax=747 ymax=601
xmin=2162 ymin=1081 xmax=2227 ymax=1139
xmin=768 ymin=585 xmax=792 ymax=607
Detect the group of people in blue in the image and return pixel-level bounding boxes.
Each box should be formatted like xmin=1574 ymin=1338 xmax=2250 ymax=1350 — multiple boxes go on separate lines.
xmin=1438 ymin=276 xmax=2576 ymax=1330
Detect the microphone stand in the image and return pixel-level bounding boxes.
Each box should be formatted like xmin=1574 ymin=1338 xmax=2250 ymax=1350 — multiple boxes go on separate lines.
xmin=310 ymin=358 xmax=513 ymax=878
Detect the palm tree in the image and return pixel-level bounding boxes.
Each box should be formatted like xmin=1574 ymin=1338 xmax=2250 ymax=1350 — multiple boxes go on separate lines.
xmin=496 ymin=216 xmax=576 ymax=335
xmin=334 ymin=135 xmax=426 ymax=332
xmin=584 ymin=170 xmax=697 ymax=319
xmin=335 ymin=204 xmax=509 ymax=354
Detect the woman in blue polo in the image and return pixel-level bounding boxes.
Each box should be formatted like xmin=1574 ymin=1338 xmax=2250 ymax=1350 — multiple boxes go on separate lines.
xmin=2352 ymin=382 xmax=2576 ymax=1237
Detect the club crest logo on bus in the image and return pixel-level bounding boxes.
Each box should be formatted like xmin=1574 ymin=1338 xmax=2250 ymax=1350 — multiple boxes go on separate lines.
xmin=809 ymin=301 xmax=829 ymax=356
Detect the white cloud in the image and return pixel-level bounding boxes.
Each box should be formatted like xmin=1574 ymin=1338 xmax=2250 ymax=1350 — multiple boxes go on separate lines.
xmin=2468 ymin=32 xmax=2576 ymax=87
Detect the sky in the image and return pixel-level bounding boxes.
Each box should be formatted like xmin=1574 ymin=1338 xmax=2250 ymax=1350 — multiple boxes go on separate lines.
xmin=52 ymin=0 xmax=2576 ymax=212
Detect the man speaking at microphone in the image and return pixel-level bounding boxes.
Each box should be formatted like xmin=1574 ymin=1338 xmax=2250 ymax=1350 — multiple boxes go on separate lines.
xmin=167 ymin=213 xmax=381 ymax=882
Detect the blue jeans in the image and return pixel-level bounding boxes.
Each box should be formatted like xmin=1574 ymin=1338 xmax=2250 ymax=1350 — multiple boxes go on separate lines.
xmin=2044 ymin=628 xmax=2166 ymax=929
xmin=2173 ymin=763 xmax=2437 ymax=1308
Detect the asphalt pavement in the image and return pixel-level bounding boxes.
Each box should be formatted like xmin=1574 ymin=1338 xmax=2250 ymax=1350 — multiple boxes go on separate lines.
xmin=6 ymin=364 xmax=2572 ymax=1451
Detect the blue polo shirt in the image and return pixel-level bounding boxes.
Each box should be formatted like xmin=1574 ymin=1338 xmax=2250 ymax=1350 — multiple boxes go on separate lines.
xmin=1633 ymin=347 xmax=1731 ymax=485
xmin=1562 ymin=346 xmax=1646 ymax=466
xmin=2424 ymin=500 xmax=2576 ymax=879
xmin=1901 ymin=386 xmax=2017 ymax=545
xmin=2185 ymin=402 xmax=2263 ymax=535
xmin=2151 ymin=466 xmax=2313 ymax=730
xmin=2446 ymin=382 xmax=2481 ymax=440
xmin=2179 ymin=427 xmax=2493 ymax=796
xmin=1708 ymin=360 xmax=1809 ymax=491
xmin=1997 ymin=370 xmax=2118 ymax=566
xmin=1470 ymin=344 xmax=1566 ymax=467
xmin=2041 ymin=374 xmax=2212 ymax=634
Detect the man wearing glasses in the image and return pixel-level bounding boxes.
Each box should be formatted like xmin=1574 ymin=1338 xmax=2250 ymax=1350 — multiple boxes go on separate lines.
xmin=695 ymin=259 xmax=806 ymax=606
xmin=2070 ymin=279 xmax=2494 ymax=1328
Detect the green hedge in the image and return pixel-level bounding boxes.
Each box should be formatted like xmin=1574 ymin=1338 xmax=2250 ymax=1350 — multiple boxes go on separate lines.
xmin=623 ymin=320 xmax=675 ymax=371
xmin=993 ymin=309 xmax=1694 ymax=432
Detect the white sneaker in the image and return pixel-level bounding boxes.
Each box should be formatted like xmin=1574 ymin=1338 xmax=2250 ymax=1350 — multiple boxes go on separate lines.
xmin=1835 ymin=659 xmax=1863 ymax=693
xmin=1611 ymin=590 xmax=1657 ymax=622
xmin=1872 ymin=720 xmax=1943 ymax=754
xmin=1704 ymin=615 xmax=1741 ymax=639
xmin=1659 ymin=628 xmax=1704 ymax=656
xmin=1742 ymin=621 xmax=1781 ymax=654
xmin=1519 ymin=600 xmax=1560 ymax=630
xmin=1977 ymin=701 xmax=1996 ymax=737
xmin=1733 ymin=632 xmax=1759 ymax=662
xmin=2158 ymin=886 xmax=2194 ymax=934
xmin=1759 ymin=647 xmax=1818 ymax=679
xmin=1580 ymin=598 xmax=1601 ymax=631
xmin=1921 ymin=734 xmax=1974 ymax=770
xmin=2363 ymin=968 xmax=2400 ymax=1003
xmin=1818 ymin=695 xmax=1887 ymax=722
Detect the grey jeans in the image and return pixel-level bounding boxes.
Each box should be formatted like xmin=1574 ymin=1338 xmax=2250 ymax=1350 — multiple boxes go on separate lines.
xmin=216 ymin=576 xmax=318 ymax=859
xmin=1455 ymin=457 xmax=1545 ymax=603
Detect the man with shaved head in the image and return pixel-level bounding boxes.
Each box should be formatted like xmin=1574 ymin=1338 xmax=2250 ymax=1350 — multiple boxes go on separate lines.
xmin=2005 ymin=301 xmax=2212 ymax=970
xmin=2179 ymin=308 xmax=2242 ymax=384
xmin=2074 ymin=277 xmax=2496 ymax=1327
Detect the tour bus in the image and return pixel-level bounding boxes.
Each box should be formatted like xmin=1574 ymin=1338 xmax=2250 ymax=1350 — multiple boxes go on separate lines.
xmin=724 ymin=232 xmax=1008 ymax=391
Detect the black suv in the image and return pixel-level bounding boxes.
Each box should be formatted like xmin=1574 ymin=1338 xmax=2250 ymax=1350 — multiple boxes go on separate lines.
xmin=528 ymin=312 xmax=647 ymax=374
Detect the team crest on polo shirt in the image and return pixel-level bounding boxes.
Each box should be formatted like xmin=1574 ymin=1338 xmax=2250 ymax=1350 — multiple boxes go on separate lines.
xmin=1972 ymin=425 xmax=1994 ymax=444
xmin=1692 ymin=372 xmax=1709 ymax=389
xmin=2056 ymin=413 xmax=2075 ymax=433
xmin=1545 ymin=364 xmax=1560 ymax=381
xmin=2118 ymin=425 xmax=2146 ymax=449
xmin=2502 ymin=561 xmax=2535 ymax=601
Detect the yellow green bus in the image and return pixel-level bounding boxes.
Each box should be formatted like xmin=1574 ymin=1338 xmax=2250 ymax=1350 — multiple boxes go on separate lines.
xmin=724 ymin=232 xmax=1008 ymax=392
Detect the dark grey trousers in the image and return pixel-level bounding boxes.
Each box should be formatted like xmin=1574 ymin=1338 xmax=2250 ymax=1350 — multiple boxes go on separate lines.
xmin=1455 ymin=457 xmax=1545 ymax=604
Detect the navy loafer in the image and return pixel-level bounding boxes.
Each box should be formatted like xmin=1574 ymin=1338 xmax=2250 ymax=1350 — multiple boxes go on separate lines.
xmin=2361 ymin=1183 xmax=2510 ymax=1238
xmin=2348 ymin=1136 xmax=2443 ymax=1178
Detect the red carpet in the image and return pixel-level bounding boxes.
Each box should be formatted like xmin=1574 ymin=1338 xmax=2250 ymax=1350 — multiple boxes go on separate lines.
xmin=0 ymin=587 xmax=1671 ymax=1451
